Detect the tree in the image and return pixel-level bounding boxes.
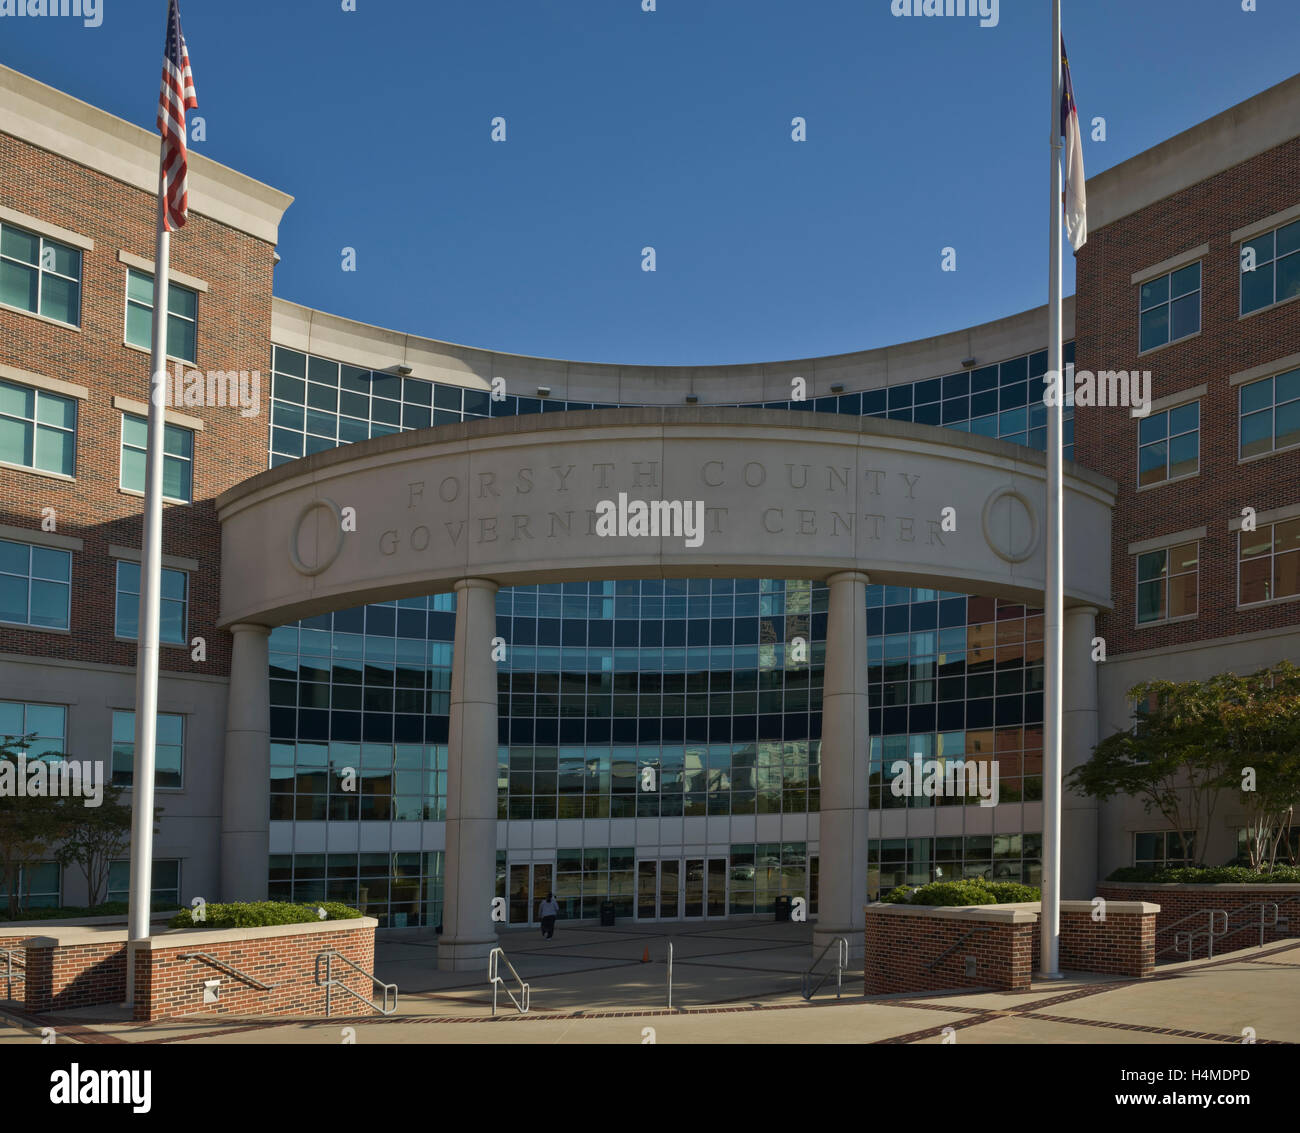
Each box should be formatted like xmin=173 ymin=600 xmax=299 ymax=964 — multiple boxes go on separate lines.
xmin=1069 ymin=664 xmax=1300 ymax=871
xmin=55 ymin=780 xmax=136 ymax=909
xmin=1067 ymin=673 xmax=1243 ymax=866
xmin=0 ymin=735 xmax=72 ymax=918
xmin=1226 ymin=663 xmax=1300 ymax=870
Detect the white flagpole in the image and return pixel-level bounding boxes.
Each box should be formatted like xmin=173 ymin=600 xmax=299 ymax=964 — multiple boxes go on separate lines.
xmin=1041 ymin=0 xmax=1065 ymax=980
xmin=124 ymin=139 xmax=171 ymax=1007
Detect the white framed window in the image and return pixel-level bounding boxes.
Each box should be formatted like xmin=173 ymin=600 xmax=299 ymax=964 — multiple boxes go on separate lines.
xmin=124 ymin=268 xmax=197 ymax=362
xmin=0 ymin=700 xmax=67 ymax=758
xmin=0 ymin=221 xmax=81 ymax=326
xmin=114 ymin=560 xmax=188 ymax=644
xmin=1241 ymin=218 xmax=1300 ymax=316
xmin=1137 ymin=401 xmax=1199 ymax=486
xmin=1139 ymin=262 xmax=1200 ymax=352
xmin=1238 ymin=519 xmax=1300 ymax=606
xmin=0 ymin=379 xmax=76 ymax=477
xmin=1239 ymin=367 xmax=1300 ymax=460
xmin=110 ymin=711 xmax=185 ymax=791
xmin=0 ymin=539 xmax=71 ymax=630
xmin=1134 ymin=831 xmax=1194 ymax=869
xmin=108 ymin=858 xmax=181 ymax=905
xmin=1135 ymin=543 xmax=1199 ymax=625
xmin=119 ymin=413 xmax=193 ymax=504
xmin=0 ymin=862 xmax=62 ymax=910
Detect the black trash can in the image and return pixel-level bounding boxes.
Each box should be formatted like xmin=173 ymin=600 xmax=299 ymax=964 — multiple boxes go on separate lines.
xmin=600 ymin=901 xmax=616 ymax=927
xmin=774 ymin=896 xmax=792 ymax=922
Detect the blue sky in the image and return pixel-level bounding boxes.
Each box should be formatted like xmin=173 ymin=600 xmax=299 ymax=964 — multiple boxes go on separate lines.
xmin=3 ymin=0 xmax=1297 ymax=365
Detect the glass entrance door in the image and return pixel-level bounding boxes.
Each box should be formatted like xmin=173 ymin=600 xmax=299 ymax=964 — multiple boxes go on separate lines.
xmin=707 ymin=858 xmax=727 ymax=917
xmin=637 ymin=860 xmax=658 ymax=919
xmin=659 ymin=861 xmax=680 ymax=919
xmin=684 ymin=858 xmax=705 ymax=917
xmin=508 ymin=863 xmax=554 ymax=925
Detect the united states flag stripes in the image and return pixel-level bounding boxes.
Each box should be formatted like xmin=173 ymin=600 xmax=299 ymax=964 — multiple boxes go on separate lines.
xmin=157 ymin=0 xmax=198 ymax=232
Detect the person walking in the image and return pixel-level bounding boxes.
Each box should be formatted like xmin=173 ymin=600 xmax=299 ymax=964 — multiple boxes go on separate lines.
xmin=539 ymin=892 xmax=559 ymax=940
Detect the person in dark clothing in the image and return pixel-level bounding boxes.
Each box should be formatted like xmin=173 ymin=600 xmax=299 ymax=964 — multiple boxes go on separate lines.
xmin=539 ymin=892 xmax=559 ymax=939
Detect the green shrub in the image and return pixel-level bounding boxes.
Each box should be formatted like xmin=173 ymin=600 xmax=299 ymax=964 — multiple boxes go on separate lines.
xmin=1105 ymin=865 xmax=1300 ymax=885
xmin=166 ymin=901 xmax=363 ymax=929
xmin=878 ymin=878 xmax=1041 ymax=907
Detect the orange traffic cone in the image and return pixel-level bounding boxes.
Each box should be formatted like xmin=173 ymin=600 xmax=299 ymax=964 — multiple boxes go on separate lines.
xmin=641 ymin=946 xmax=650 ymax=964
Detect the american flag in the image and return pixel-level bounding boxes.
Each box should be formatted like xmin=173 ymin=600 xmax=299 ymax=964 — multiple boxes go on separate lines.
xmin=157 ymin=0 xmax=198 ymax=232
xmin=1060 ymin=36 xmax=1087 ymax=252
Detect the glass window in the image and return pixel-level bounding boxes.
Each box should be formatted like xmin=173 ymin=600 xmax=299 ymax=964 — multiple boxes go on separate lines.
xmin=0 ymin=539 xmax=71 ymax=630
xmin=110 ymin=709 xmax=185 ymax=790
xmin=124 ymin=269 xmax=198 ymax=362
xmin=107 ymin=859 xmax=181 ymax=906
xmin=0 ymin=379 xmax=77 ymax=476
xmin=1239 ymin=369 xmax=1300 ymax=460
xmin=1136 ymin=543 xmax=1198 ymax=625
xmin=114 ymin=560 xmax=188 ymax=644
xmin=1139 ymin=262 xmax=1200 ymax=352
xmin=120 ymin=413 xmax=193 ymax=503
xmin=0 ymin=700 xmax=66 ymax=759
xmin=1241 ymin=219 xmax=1300 ymax=316
xmin=1137 ymin=401 xmax=1199 ymax=486
xmin=1134 ymin=831 xmax=1193 ymax=869
xmin=1239 ymin=520 xmax=1300 ymax=606
xmin=0 ymin=222 xmax=81 ymax=325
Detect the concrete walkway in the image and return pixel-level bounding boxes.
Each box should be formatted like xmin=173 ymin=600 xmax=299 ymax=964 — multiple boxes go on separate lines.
xmin=2 ymin=922 xmax=1297 ymax=1045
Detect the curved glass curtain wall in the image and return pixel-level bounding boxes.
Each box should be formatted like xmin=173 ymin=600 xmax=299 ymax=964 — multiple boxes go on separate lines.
xmin=264 ymin=343 xmax=1075 ymax=926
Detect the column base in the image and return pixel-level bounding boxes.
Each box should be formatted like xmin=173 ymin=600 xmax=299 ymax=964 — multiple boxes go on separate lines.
xmin=437 ymin=933 xmax=499 ymax=972
xmin=813 ymin=924 xmax=864 ymax=963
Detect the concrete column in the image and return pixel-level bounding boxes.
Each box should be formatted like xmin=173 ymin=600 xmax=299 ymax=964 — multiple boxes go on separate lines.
xmin=221 ymin=622 xmax=271 ymax=902
xmin=815 ymin=570 xmax=870 ymax=961
xmin=439 ymin=578 xmax=502 ymax=972
xmin=1061 ymin=605 xmax=1100 ymax=898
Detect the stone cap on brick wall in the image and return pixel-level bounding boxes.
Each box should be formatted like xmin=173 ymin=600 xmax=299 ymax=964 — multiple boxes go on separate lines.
xmin=1 ymin=916 xmax=377 ymax=948
xmin=0 ymin=911 xmax=175 ymax=932
xmin=865 ymin=902 xmax=1038 ymax=925
xmin=1099 ymin=881 xmax=1300 ymax=893
xmin=865 ymin=899 xmax=1160 ymax=922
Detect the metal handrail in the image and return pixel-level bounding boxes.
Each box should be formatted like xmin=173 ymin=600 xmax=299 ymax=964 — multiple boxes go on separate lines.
xmin=314 ymin=949 xmax=398 ymax=1017
xmin=924 ymin=924 xmax=992 ymax=972
xmin=666 ymin=941 xmax=673 ymax=1010
xmin=177 ymin=950 xmax=273 ymax=991
xmin=488 ymin=947 xmax=529 ymax=1016
xmin=801 ymin=936 xmax=848 ymax=1001
xmin=2 ymin=948 xmax=26 ymax=1000
xmin=1172 ymin=909 xmax=1228 ymax=961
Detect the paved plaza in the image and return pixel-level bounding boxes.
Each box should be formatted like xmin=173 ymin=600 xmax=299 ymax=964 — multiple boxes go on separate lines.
xmin=2 ymin=922 xmax=1296 ymax=1045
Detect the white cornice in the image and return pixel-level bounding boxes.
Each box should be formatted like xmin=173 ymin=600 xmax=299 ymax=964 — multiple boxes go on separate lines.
xmin=0 ymin=64 xmax=293 ymax=246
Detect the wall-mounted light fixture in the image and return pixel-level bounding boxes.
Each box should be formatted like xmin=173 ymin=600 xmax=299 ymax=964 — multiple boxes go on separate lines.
xmin=685 ymin=395 xmax=699 ymax=404
xmin=537 ymin=386 xmax=551 ymax=398
xmin=395 ymin=364 xmax=413 ymax=376
xmin=961 ymin=358 xmax=977 ymax=369
xmin=830 ymin=383 xmax=845 ymax=394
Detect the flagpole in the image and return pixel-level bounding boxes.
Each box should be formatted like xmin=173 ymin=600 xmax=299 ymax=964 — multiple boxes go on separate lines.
xmin=124 ymin=140 xmax=171 ymax=1007
xmin=1041 ymin=0 xmax=1065 ymax=980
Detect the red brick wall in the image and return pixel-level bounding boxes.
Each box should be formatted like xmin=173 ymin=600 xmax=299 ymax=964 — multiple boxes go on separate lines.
xmin=0 ymin=131 xmax=277 ymax=678
xmin=1074 ymin=136 xmax=1300 ymax=658
xmin=864 ymin=908 xmax=1034 ymax=994
xmin=0 ymin=923 xmax=376 ymax=1020
xmin=1097 ymin=883 xmax=1300 ymax=960
xmin=1056 ymin=908 xmax=1155 ymax=978
xmin=133 ymin=925 xmax=378 ymax=1021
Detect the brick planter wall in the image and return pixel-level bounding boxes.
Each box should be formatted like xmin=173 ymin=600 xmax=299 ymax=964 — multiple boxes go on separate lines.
xmin=865 ymin=900 xmax=1158 ymax=994
xmin=132 ymin=919 xmax=379 ymax=1022
xmin=1097 ymin=883 xmax=1300 ymax=960
xmin=865 ymin=905 xmax=1037 ymax=994
xmin=0 ymin=917 xmax=379 ymax=1020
